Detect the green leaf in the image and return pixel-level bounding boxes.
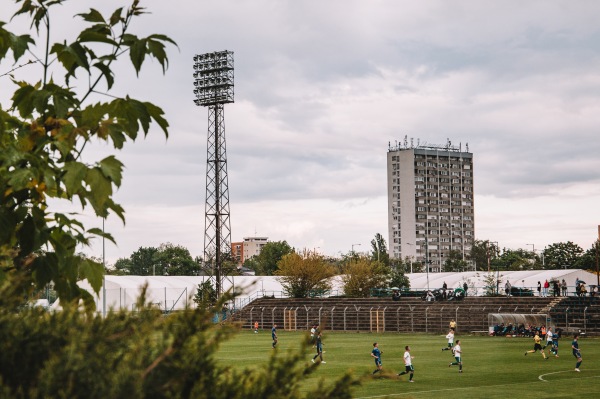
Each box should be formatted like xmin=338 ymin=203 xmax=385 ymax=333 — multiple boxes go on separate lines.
xmin=128 ymin=37 xmax=146 ymax=75
xmin=78 ymin=30 xmax=117 ymax=46
xmin=144 ymin=102 xmax=169 ymax=137
xmin=8 ymin=32 xmax=35 ymax=62
xmin=11 ymin=83 xmax=36 ymax=117
xmin=31 ymin=255 xmax=59 ymax=288
xmin=51 ymin=41 xmax=91 ymax=81
xmin=87 ymin=227 xmax=116 ymax=244
xmin=84 ymin=168 xmax=112 ymax=214
xmin=78 ymin=257 xmax=104 ymax=294
xmin=98 ymin=155 xmax=123 ymax=187
xmin=109 ymin=7 xmax=123 ymax=26
xmin=77 ymin=9 xmax=105 ymax=23
xmin=93 ymin=62 xmax=115 ymax=90
xmin=63 ymin=161 xmax=88 ymax=196
xmin=8 ymin=168 xmax=33 ymax=190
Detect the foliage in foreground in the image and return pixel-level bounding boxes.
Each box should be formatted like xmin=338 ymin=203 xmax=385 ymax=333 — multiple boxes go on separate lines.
xmin=0 ymin=278 xmax=358 ymax=399
xmin=0 ymin=0 xmax=175 ymax=306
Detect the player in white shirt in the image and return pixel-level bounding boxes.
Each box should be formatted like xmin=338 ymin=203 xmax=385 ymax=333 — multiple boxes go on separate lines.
xmin=397 ymin=345 xmax=415 ymax=382
xmin=449 ymin=340 xmax=463 ymax=373
xmin=442 ymin=330 xmax=455 ymax=352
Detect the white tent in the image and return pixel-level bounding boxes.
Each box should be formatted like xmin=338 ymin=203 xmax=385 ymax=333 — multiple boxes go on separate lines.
xmin=78 ymin=270 xmax=598 ymax=315
xmin=79 ymin=275 xmax=287 ymax=314
xmin=407 ymin=269 xmax=598 ymax=295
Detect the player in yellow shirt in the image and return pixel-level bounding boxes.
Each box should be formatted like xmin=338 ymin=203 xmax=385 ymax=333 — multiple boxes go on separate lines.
xmin=524 ymin=332 xmax=547 ymax=359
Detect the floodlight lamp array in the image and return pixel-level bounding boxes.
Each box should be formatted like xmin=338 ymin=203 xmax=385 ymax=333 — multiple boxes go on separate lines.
xmin=193 ymin=50 xmax=234 ymax=106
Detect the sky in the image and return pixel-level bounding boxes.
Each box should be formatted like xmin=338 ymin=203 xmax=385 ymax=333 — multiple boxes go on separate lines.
xmin=2 ymin=0 xmax=600 ymax=265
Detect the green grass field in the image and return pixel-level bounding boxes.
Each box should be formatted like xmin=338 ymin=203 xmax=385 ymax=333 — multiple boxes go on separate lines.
xmin=218 ymin=330 xmax=599 ymax=398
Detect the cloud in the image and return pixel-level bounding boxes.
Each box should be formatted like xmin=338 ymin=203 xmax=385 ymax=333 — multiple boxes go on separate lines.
xmin=2 ymin=0 xmax=600 ymax=264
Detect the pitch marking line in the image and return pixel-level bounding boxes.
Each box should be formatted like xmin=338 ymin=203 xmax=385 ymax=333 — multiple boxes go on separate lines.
xmin=354 ymin=381 xmax=538 ymax=399
xmin=538 ymin=368 xmax=599 ymax=382
xmin=354 ymin=373 xmax=599 ymax=399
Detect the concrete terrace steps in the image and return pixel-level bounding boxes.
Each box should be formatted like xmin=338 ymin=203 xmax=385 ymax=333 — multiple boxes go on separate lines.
xmin=230 ymin=296 xmax=561 ymax=334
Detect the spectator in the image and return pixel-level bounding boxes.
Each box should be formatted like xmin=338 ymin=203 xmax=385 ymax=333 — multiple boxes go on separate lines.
xmin=561 ymin=279 xmax=568 ymax=296
xmin=463 ymin=282 xmax=468 ymax=296
xmin=505 ymin=281 xmax=511 ymax=297
xmin=553 ymin=281 xmax=560 ymax=297
xmin=537 ymin=281 xmax=541 ymax=297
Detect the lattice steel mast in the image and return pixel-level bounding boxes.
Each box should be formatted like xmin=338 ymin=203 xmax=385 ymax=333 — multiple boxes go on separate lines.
xmin=193 ymin=51 xmax=234 ymax=297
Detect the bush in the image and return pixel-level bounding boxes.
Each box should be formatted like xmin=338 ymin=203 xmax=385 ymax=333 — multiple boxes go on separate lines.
xmin=0 ymin=281 xmax=358 ymax=398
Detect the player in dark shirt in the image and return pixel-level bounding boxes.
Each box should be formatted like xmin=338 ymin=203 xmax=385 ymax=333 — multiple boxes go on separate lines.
xmin=271 ymin=324 xmax=278 ymax=349
xmin=311 ymin=331 xmax=325 ymax=363
xmin=572 ymin=334 xmax=582 ymax=372
xmin=371 ymin=342 xmax=383 ymax=375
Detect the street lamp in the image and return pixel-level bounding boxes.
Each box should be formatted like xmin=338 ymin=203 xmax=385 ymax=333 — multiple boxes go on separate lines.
xmin=406 ymin=242 xmax=414 ymax=274
xmin=351 ymin=243 xmax=361 ymax=256
xmin=526 ymin=243 xmax=538 ymax=269
xmin=489 ymin=241 xmax=499 ymax=295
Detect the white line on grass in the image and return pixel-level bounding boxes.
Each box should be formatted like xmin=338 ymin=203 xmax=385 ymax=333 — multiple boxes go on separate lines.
xmin=355 ymin=372 xmax=600 ymax=399
xmin=353 ymin=381 xmax=539 ymax=399
xmin=538 ymin=369 xmax=599 ymax=382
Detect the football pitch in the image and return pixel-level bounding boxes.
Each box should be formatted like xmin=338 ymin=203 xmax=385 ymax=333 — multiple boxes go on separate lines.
xmin=217 ymin=330 xmax=599 ymax=398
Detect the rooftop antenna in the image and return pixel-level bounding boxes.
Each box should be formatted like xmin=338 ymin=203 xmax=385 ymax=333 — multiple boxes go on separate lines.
xmin=403 ymin=135 xmax=408 ymax=149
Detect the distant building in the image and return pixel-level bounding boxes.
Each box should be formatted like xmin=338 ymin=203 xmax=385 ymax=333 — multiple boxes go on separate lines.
xmin=231 ymin=237 xmax=269 ymax=266
xmin=387 ymin=139 xmax=475 ymax=272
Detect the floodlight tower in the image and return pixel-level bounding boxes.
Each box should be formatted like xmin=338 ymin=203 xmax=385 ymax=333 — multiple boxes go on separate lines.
xmin=193 ymin=50 xmax=234 ymax=297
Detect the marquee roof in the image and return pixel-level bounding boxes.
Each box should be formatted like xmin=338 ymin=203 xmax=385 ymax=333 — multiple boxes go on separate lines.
xmin=76 ymin=269 xmax=598 ymax=314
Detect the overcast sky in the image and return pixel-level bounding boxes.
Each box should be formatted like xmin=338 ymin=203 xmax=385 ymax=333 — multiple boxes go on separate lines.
xmin=2 ymin=0 xmax=600 ymax=264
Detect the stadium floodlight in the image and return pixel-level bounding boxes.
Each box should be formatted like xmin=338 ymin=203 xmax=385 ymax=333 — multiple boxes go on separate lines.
xmin=193 ymin=50 xmax=234 ymax=106
xmin=193 ymin=50 xmax=235 ymax=298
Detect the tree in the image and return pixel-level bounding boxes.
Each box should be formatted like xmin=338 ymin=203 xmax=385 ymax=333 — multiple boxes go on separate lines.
xmin=443 ymin=250 xmax=468 ymax=272
xmin=193 ymin=280 xmax=217 ymax=309
xmin=469 ymin=240 xmax=500 ymax=271
xmin=389 ymin=268 xmax=410 ymax=290
xmin=275 ymin=250 xmax=335 ymax=298
xmin=543 ymin=241 xmax=584 ymax=269
xmin=495 ymin=249 xmax=535 ymax=271
xmin=155 ymin=243 xmax=198 ymax=276
xmin=370 ymin=233 xmax=390 ymax=266
xmin=0 ymin=0 xmax=176 ymax=306
xmin=247 ymin=240 xmax=293 ymax=275
xmin=342 ymin=257 xmax=390 ymax=298
xmin=574 ymin=240 xmax=600 ymax=270
xmin=480 ymin=271 xmax=502 ymax=296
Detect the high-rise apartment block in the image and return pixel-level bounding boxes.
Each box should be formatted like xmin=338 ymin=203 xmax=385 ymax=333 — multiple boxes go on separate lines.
xmin=387 ymin=139 xmax=474 ymax=272
xmin=231 ymin=236 xmax=269 ymax=266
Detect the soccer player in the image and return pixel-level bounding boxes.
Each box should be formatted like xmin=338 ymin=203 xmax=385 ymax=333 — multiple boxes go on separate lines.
xmin=543 ymin=328 xmax=553 ymax=351
xmin=310 ymin=324 xmax=317 ymax=347
xmin=524 ymin=332 xmax=547 ymax=359
xmin=311 ymin=331 xmax=325 ymax=364
xmin=271 ymin=324 xmax=278 ymax=349
xmin=572 ymin=334 xmax=583 ymax=372
xmin=449 ymin=320 xmax=457 ymax=332
xmin=397 ymin=345 xmax=415 ymax=382
xmin=442 ymin=330 xmax=455 ymax=352
xmin=449 ymin=339 xmax=462 ymax=372
xmin=371 ymin=342 xmax=383 ymax=375
xmin=254 ymin=321 xmax=259 ymax=333
xmin=551 ymin=328 xmax=561 ymax=357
